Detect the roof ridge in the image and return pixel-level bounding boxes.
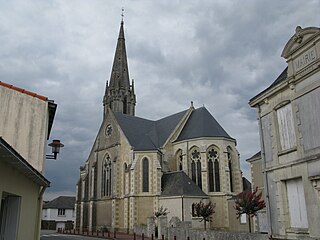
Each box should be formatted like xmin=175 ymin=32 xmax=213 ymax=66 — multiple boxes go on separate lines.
xmin=0 ymin=81 xmax=48 ymax=101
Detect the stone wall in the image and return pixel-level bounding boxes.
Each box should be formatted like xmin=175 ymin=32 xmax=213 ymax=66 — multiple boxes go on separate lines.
xmin=135 ymin=216 xmax=269 ymax=240
xmin=133 ymin=224 xmax=147 ymax=236
xmin=168 ymin=228 xmax=269 ymax=240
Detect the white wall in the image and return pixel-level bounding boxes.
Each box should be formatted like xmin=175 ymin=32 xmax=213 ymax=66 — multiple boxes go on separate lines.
xmin=42 ymin=208 xmax=75 ymax=222
xmin=0 ymin=86 xmax=49 ymax=172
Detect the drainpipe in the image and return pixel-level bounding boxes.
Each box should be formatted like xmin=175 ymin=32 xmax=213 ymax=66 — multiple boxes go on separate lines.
xmin=36 ymin=185 xmax=48 ymax=240
xmin=257 ymin=104 xmax=273 ymax=238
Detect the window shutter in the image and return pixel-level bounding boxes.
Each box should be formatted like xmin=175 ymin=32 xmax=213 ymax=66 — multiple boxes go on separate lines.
xmin=286 ymin=178 xmax=308 ymax=228
xmin=276 ymin=104 xmax=296 ymax=150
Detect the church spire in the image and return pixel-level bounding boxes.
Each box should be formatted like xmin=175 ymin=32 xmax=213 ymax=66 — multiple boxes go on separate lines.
xmin=103 ymin=19 xmax=136 ymax=117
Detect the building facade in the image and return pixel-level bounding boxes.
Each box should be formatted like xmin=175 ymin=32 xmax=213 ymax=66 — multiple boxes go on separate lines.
xmin=75 ymin=20 xmax=247 ymax=233
xmin=246 ymin=152 xmax=268 ymax=233
xmin=0 ymin=82 xmax=56 ymax=240
xmin=249 ymin=26 xmax=320 ymax=239
xmin=42 ymin=196 xmax=76 ymax=230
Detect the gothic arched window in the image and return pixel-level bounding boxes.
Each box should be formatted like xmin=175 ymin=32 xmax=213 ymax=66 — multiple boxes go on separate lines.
xmin=142 ymin=158 xmax=149 ymax=192
xmin=123 ymin=96 xmax=128 ymax=114
xmin=90 ymin=164 xmax=97 ymax=198
xmin=227 ymin=146 xmax=233 ymax=192
xmin=207 ymin=146 xmax=220 ymax=192
xmin=190 ymin=147 xmax=202 ymax=189
xmin=175 ymin=149 xmax=183 ymax=171
xmin=214 ymin=159 xmax=220 ymax=192
xmin=123 ymin=163 xmax=128 ymax=195
xmin=197 ymin=160 xmax=202 ymax=189
xmin=102 ymin=153 xmax=112 ymax=197
xmin=208 ymin=158 xmax=214 ymax=192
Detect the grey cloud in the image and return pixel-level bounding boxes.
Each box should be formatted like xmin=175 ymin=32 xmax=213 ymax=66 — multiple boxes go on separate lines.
xmin=1 ymin=0 xmax=320 ymax=199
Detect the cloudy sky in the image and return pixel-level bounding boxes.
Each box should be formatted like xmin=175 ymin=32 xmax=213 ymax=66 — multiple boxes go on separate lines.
xmin=1 ymin=0 xmax=319 ymax=200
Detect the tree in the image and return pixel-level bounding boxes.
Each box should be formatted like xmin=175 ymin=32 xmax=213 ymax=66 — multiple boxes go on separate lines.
xmin=192 ymin=200 xmax=216 ymax=230
xmin=234 ymin=187 xmax=266 ymax=233
xmin=154 ymin=206 xmax=169 ymax=237
xmin=154 ymin=206 xmax=169 ymax=218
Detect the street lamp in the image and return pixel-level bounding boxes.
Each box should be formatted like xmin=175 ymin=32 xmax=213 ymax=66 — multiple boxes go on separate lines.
xmin=46 ymin=139 xmax=64 ymax=160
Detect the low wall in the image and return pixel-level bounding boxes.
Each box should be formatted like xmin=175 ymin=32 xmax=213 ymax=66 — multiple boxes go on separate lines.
xmin=134 ymin=225 xmax=147 ymax=236
xmin=167 ymin=228 xmax=269 ymax=240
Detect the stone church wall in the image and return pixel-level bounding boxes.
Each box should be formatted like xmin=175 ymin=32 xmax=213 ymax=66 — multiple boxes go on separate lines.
xmin=95 ymin=199 xmax=112 ymax=228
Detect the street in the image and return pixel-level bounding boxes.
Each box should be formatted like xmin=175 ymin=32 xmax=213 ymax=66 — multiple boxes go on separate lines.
xmin=40 ymin=230 xmax=111 ymax=240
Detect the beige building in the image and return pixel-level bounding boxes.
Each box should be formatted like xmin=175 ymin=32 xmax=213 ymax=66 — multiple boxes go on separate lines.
xmin=246 ymin=152 xmax=267 ymax=233
xmin=0 ymin=82 xmax=56 ymax=240
xmin=249 ymin=26 xmax=320 ymax=239
xmin=76 ymin=20 xmax=248 ymax=233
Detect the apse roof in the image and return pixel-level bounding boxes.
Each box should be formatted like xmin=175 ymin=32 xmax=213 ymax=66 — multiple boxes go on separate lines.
xmin=176 ymin=107 xmax=232 ymax=141
xmin=114 ymin=109 xmax=187 ymax=150
xmin=115 ymin=106 xmax=233 ymax=150
xmin=161 ymin=171 xmax=208 ymax=197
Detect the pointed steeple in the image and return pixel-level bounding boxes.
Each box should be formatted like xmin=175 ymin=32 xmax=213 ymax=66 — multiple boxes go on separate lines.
xmin=103 ymin=20 xmax=136 ymax=117
xmin=109 ymin=20 xmax=130 ymax=89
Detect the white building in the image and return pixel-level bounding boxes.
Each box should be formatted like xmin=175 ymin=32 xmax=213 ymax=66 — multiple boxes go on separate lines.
xmin=42 ymin=196 xmax=76 ymax=230
xmin=249 ymin=26 xmax=320 ymax=240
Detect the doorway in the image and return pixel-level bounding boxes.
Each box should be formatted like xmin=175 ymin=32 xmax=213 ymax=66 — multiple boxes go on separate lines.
xmin=0 ymin=192 xmax=21 ymax=240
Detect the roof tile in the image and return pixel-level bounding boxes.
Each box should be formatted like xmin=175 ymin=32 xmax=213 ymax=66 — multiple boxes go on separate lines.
xmin=0 ymin=81 xmax=48 ymax=101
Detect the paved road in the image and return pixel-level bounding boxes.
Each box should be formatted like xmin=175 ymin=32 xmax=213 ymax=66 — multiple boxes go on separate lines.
xmin=40 ymin=230 xmax=111 ymax=240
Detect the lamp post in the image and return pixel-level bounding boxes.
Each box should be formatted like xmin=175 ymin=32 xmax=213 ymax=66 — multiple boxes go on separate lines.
xmin=46 ymin=139 xmax=64 ymax=160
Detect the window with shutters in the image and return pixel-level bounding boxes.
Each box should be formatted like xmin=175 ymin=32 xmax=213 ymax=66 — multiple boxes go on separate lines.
xmin=276 ymin=103 xmax=296 ymax=151
xmin=58 ymin=209 xmax=66 ymax=216
xmin=286 ymin=178 xmax=308 ymax=228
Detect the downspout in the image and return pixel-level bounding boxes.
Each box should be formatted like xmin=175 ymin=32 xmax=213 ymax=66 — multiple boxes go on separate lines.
xmin=36 ymin=185 xmax=48 ymax=240
xmin=257 ymin=104 xmax=273 ymax=238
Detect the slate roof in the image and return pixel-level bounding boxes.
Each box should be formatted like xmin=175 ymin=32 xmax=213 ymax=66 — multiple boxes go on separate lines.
xmin=176 ymin=107 xmax=232 ymax=141
xmin=114 ymin=110 xmax=187 ymax=150
xmin=242 ymin=177 xmax=252 ymax=192
xmin=246 ymin=151 xmax=261 ymax=162
xmin=43 ymin=196 xmax=76 ymax=209
xmin=161 ymin=171 xmax=208 ymax=197
xmin=249 ymin=67 xmax=288 ymax=102
xmin=114 ymin=106 xmax=233 ymax=150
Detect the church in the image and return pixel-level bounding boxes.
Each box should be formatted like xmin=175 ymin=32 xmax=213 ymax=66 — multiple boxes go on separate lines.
xmin=75 ymin=20 xmax=247 ymax=232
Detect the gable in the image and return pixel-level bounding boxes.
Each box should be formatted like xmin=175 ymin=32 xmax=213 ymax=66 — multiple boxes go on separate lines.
xmin=281 ymin=26 xmax=320 ymax=59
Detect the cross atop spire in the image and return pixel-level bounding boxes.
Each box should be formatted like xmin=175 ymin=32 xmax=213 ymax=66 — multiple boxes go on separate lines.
xmin=121 ymin=7 xmax=124 ymax=23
